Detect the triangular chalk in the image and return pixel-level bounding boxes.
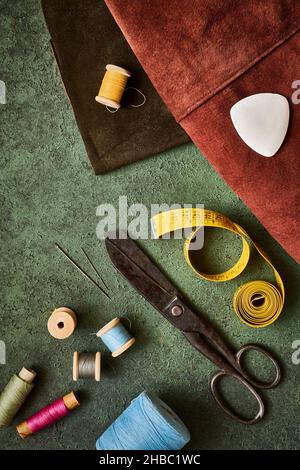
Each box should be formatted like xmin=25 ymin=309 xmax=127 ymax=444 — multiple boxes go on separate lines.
xmin=230 ymin=93 xmax=289 ymax=157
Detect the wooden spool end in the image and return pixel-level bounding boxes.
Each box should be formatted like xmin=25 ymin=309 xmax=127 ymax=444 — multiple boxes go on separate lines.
xmin=95 ymin=96 xmax=121 ymax=109
xmin=63 ymin=392 xmax=80 ymax=411
xmin=19 ymin=367 xmax=36 ymax=384
xmin=16 ymin=420 xmax=32 ymax=439
xmin=112 ymin=337 xmax=135 ymax=358
xmin=106 ymin=64 xmax=131 ymax=77
xmin=96 ymin=317 xmax=120 ymax=337
xmin=73 ymin=352 xmax=79 ymax=381
xmin=95 ymin=352 xmax=101 ymax=382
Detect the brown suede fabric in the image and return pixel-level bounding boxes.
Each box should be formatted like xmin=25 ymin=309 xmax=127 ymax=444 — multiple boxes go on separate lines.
xmin=105 ymin=0 xmax=300 ymax=263
xmin=41 ymin=0 xmax=189 ymax=175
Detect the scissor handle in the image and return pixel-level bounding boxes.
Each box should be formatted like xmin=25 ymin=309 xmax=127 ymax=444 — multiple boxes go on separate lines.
xmin=235 ymin=344 xmax=281 ymax=389
xmin=210 ymin=370 xmax=265 ymax=425
xmin=209 ymin=344 xmax=281 ymax=425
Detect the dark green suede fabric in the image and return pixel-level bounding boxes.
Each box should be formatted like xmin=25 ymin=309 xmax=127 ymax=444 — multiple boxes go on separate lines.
xmin=41 ymin=0 xmax=189 ymax=174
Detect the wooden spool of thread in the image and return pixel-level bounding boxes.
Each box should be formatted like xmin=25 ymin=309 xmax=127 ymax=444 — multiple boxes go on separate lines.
xmin=0 ymin=367 xmax=36 ymax=427
xmin=96 ymin=318 xmax=135 ymax=358
xmin=95 ymin=64 xmax=131 ymax=110
xmin=47 ymin=307 xmax=77 ymax=340
xmin=73 ymin=352 xmax=101 ymax=382
xmin=16 ymin=391 xmax=79 ymax=439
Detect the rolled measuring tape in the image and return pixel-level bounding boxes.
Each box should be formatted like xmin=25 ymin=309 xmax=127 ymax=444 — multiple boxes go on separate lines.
xmin=151 ymin=208 xmax=285 ymax=328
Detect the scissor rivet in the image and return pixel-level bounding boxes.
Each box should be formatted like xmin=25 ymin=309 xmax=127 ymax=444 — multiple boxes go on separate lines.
xmin=171 ymin=305 xmax=183 ymax=317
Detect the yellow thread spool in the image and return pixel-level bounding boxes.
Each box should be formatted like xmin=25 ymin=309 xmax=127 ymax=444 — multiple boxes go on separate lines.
xmin=95 ymin=64 xmax=131 ymax=110
xmin=151 ymin=208 xmax=285 ymax=328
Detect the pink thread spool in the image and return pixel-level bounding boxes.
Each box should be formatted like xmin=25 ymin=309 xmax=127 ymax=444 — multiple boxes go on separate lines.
xmin=16 ymin=392 xmax=79 ymax=439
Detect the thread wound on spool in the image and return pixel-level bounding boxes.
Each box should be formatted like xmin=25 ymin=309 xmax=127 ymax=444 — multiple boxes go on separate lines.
xmin=47 ymin=307 xmax=77 ymax=339
xmin=16 ymin=392 xmax=79 ymax=439
xmin=0 ymin=368 xmax=36 ymax=427
xmin=96 ymin=391 xmax=190 ymax=450
xmin=96 ymin=318 xmax=135 ymax=357
xmin=95 ymin=64 xmax=131 ymax=110
xmin=73 ymin=352 xmax=101 ymax=381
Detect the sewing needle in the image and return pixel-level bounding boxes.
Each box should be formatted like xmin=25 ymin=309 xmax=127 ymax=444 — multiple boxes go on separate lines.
xmin=81 ymin=247 xmax=109 ymax=291
xmin=55 ymin=243 xmax=111 ymax=300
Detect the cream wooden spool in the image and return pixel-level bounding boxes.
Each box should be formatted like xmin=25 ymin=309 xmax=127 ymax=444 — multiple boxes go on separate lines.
xmin=47 ymin=307 xmax=77 ymax=340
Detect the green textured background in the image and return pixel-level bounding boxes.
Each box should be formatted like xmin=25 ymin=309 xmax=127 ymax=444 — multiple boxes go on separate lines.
xmin=1 ymin=0 xmax=300 ymax=451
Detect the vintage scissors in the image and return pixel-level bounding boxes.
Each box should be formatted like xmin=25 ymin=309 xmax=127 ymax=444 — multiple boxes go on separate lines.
xmin=105 ymin=235 xmax=281 ymax=425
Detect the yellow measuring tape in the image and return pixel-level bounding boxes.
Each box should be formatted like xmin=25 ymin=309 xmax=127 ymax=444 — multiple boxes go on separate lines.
xmin=151 ymin=208 xmax=284 ymax=328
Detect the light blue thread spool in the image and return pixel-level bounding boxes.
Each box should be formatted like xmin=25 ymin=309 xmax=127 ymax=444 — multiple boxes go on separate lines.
xmin=96 ymin=318 xmax=135 ymax=357
xmin=96 ymin=391 xmax=190 ymax=450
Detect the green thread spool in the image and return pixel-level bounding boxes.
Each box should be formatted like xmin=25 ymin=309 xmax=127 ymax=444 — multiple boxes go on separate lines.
xmin=0 ymin=367 xmax=36 ymax=427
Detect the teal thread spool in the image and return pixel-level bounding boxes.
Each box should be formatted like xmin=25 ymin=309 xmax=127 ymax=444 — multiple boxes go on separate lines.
xmin=0 ymin=367 xmax=36 ymax=427
xmin=96 ymin=391 xmax=191 ymax=450
xmin=96 ymin=318 xmax=135 ymax=357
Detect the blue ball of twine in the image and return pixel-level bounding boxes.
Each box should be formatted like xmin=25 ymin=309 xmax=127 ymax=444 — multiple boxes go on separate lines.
xmin=96 ymin=391 xmax=190 ymax=450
